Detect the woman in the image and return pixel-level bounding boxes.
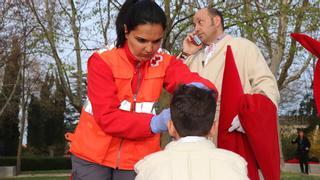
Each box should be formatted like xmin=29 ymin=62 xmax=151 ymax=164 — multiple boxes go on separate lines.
xmin=292 ymin=129 xmax=311 ymax=174
xmin=66 ymin=0 xmax=216 ymax=179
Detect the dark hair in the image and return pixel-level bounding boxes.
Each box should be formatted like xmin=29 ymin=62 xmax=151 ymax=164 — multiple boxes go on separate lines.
xmin=170 ymin=85 xmax=217 ymax=137
xmin=207 ymin=8 xmax=224 ymax=31
xmin=115 ymin=0 xmax=167 ymax=48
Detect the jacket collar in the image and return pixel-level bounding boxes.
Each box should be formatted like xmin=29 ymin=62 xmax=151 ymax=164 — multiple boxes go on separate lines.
xmin=124 ymin=41 xmax=147 ymax=66
xmin=165 ymin=138 xmax=216 ymax=151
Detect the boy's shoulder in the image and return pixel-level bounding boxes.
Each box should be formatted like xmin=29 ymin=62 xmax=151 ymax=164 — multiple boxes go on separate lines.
xmin=212 ymin=148 xmax=247 ymax=163
xmin=134 ymin=141 xmax=248 ymax=180
xmin=134 ymin=149 xmax=170 ymax=173
xmin=135 ymin=142 xmax=247 ymax=170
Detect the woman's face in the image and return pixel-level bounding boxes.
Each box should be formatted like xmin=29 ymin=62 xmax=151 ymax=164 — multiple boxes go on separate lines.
xmin=125 ymin=23 xmax=164 ymax=61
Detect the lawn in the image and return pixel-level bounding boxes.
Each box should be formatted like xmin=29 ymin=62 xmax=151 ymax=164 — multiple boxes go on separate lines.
xmin=0 ymin=170 xmax=70 ymax=180
xmin=1 ymin=177 xmax=69 ymax=180
xmin=281 ymin=172 xmax=320 ymax=180
xmin=1 ymin=171 xmax=320 ymax=179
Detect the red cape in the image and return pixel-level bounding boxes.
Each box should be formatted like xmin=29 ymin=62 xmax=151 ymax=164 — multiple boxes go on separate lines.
xmin=217 ymin=46 xmax=280 ymax=180
xmin=291 ymin=33 xmax=320 ymax=116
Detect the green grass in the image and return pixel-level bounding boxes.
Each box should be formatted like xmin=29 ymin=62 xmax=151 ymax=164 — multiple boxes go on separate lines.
xmin=0 ymin=177 xmax=69 ymax=180
xmin=281 ymin=172 xmax=320 ymax=179
xmin=20 ymin=170 xmax=70 ymax=175
xmin=1 ymin=170 xmax=320 ymax=179
xmin=0 ymin=170 xmax=70 ymax=180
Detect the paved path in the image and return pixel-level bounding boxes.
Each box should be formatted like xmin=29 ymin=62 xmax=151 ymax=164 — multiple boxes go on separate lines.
xmin=283 ymin=163 xmax=320 ymax=175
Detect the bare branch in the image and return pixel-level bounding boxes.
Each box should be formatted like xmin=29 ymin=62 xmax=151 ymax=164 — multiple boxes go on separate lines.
xmin=277 ymin=0 xmax=308 ymax=89
xmin=0 ymin=65 xmax=21 ymax=117
xmin=280 ymin=55 xmax=314 ymax=90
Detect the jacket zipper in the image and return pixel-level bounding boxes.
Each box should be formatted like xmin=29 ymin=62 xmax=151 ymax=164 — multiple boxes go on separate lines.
xmin=115 ymin=139 xmax=124 ymax=168
xmin=115 ymin=62 xmax=142 ymax=168
xmin=133 ymin=62 xmax=142 ymax=111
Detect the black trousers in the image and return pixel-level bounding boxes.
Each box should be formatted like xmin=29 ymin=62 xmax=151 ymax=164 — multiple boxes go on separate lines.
xmin=71 ymin=155 xmax=136 ymax=180
xmin=298 ymin=153 xmax=309 ymax=174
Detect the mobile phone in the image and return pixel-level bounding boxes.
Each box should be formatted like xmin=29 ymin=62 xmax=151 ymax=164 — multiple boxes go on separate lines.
xmin=192 ymin=35 xmax=202 ymax=46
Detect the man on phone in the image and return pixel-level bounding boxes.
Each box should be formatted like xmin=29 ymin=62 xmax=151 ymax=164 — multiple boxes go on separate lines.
xmin=180 ymin=7 xmax=280 ymax=180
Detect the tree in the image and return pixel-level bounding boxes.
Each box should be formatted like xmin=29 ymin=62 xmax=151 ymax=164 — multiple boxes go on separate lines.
xmin=27 ymin=0 xmax=85 ymax=112
xmin=44 ymin=73 xmax=66 ymax=156
xmin=27 ymin=72 xmax=66 ymax=156
xmin=27 ymin=94 xmax=45 ymax=151
xmin=27 ymin=72 xmax=54 ymax=154
xmin=0 ymin=37 xmax=21 ymax=156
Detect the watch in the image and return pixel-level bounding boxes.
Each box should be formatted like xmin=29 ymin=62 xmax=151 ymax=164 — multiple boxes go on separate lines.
xmin=178 ymin=51 xmax=190 ymax=60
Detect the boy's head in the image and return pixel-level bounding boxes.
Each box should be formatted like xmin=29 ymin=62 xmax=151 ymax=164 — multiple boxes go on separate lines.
xmin=168 ymin=85 xmax=217 ymax=139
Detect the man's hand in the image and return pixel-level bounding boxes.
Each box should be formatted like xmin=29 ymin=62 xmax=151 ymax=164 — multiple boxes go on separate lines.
xmin=182 ymin=33 xmax=203 ymax=55
xmin=150 ymin=108 xmax=171 ymax=133
xmin=228 ymin=115 xmax=245 ymax=133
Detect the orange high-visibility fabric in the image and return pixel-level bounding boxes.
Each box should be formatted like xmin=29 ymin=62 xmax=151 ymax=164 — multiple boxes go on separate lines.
xmin=66 ymin=48 xmax=171 ymax=170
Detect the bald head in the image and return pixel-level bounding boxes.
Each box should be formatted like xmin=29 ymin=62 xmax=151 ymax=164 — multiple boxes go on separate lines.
xmin=205 ymin=8 xmax=224 ymax=31
xmin=193 ymin=8 xmax=224 ymax=44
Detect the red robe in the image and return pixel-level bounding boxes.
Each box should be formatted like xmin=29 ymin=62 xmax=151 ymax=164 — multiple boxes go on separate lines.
xmin=217 ymin=46 xmax=280 ymax=180
xmin=291 ymin=33 xmax=320 ymax=116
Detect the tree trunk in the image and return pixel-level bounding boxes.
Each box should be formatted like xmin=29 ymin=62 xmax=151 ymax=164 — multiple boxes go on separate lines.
xmin=28 ymin=0 xmax=82 ymax=112
xmin=69 ymin=0 xmax=83 ymax=104
xmin=269 ymin=0 xmax=288 ymax=76
xmin=16 ymin=31 xmax=27 ymax=174
xmin=277 ymin=0 xmax=308 ymax=89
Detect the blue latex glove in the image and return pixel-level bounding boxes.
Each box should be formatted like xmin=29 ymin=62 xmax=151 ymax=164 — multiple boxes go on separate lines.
xmin=187 ymin=82 xmax=210 ymax=90
xmin=150 ymin=108 xmax=171 ymax=133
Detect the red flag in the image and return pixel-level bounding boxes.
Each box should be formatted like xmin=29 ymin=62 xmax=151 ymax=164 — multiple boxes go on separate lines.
xmin=291 ymin=33 xmax=320 ymax=57
xmin=239 ymin=94 xmax=280 ymax=180
xmin=217 ymin=46 xmax=259 ymax=179
xmin=291 ymin=33 xmax=320 ymax=116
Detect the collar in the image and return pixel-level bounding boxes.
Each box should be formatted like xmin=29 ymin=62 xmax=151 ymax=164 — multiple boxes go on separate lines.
xmin=124 ymin=42 xmax=148 ymax=66
xmin=165 ymin=136 xmax=216 ymax=151
xmin=206 ymin=33 xmax=227 ymax=47
xmin=124 ymin=42 xmax=137 ymax=65
xmin=177 ymin=136 xmax=208 ymax=143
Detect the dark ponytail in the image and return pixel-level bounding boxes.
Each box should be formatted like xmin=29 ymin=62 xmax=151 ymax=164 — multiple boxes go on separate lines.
xmin=115 ymin=0 xmax=167 ymax=48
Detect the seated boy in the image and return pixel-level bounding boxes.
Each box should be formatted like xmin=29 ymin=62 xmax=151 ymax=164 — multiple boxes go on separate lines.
xmin=134 ymin=85 xmax=248 ymax=180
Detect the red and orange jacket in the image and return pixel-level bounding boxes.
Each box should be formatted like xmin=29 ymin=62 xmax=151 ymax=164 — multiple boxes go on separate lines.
xmin=66 ymin=43 xmax=216 ymax=170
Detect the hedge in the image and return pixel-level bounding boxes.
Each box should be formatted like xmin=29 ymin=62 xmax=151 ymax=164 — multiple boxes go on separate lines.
xmin=0 ymin=156 xmax=71 ymax=171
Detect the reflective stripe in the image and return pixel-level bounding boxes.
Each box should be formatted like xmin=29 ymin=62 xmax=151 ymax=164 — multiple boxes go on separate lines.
xmin=83 ymin=98 xmax=93 ymax=115
xmin=119 ymin=100 xmax=131 ymax=111
xmin=84 ymin=99 xmax=156 ymax=115
xmin=119 ymin=100 xmax=156 ymax=114
xmin=135 ymin=102 xmax=156 ymax=115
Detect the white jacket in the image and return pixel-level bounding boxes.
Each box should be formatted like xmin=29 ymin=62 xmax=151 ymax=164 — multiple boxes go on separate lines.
xmin=185 ymin=35 xmax=280 ymax=122
xmin=135 ymin=138 xmax=248 ymax=180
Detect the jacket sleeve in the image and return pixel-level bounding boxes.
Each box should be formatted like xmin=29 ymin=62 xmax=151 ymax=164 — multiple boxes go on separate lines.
xmin=291 ymin=138 xmax=298 ymax=144
xmin=306 ymin=138 xmax=311 ymax=148
xmin=163 ymin=56 xmax=217 ymax=94
xmin=87 ymin=53 xmax=154 ymax=139
xmin=246 ymin=43 xmax=280 ymax=107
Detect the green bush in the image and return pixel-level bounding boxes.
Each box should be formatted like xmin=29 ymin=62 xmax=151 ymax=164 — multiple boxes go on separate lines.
xmin=0 ymin=156 xmax=71 ymax=171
